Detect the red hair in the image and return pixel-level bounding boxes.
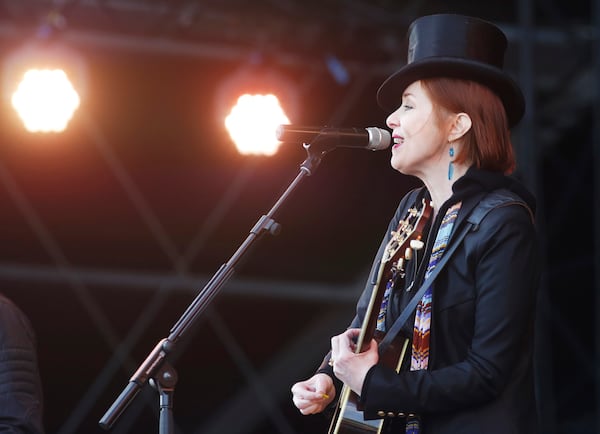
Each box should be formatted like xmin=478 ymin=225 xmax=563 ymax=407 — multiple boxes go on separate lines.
xmin=422 ymin=78 xmax=516 ymax=174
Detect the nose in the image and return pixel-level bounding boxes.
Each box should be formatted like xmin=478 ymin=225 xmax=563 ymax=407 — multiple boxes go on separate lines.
xmin=386 ymin=107 xmax=401 ymax=129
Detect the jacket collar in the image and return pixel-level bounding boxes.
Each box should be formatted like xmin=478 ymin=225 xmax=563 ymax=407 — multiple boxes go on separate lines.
xmin=421 ymin=167 xmax=536 ymax=244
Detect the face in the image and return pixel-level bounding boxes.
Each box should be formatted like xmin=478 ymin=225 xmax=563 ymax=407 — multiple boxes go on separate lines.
xmin=386 ymin=81 xmax=452 ymax=178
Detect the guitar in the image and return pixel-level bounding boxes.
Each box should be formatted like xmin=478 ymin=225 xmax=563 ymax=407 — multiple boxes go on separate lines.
xmin=328 ymin=198 xmax=432 ymax=434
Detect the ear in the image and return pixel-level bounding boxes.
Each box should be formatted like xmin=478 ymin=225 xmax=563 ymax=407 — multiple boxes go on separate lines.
xmin=447 ymin=112 xmax=472 ymax=142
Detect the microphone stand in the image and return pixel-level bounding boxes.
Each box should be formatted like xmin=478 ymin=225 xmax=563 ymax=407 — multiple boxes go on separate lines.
xmin=99 ymin=142 xmax=332 ymax=432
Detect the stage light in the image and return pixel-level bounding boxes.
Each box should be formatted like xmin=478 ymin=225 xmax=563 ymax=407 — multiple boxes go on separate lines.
xmin=225 ymin=94 xmax=290 ymax=156
xmin=215 ymin=64 xmax=299 ymax=156
xmin=3 ymin=42 xmax=86 ymax=133
xmin=11 ymin=68 xmax=80 ymax=133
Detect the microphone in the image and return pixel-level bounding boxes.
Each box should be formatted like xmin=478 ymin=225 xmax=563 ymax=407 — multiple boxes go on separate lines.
xmin=275 ymin=125 xmax=391 ymax=151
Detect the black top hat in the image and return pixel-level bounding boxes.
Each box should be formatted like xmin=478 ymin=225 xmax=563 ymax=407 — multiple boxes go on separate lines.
xmin=377 ymin=14 xmax=525 ymax=127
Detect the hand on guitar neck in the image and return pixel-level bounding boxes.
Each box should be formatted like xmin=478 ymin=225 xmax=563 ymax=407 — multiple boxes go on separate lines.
xmin=330 ymin=328 xmax=379 ymax=395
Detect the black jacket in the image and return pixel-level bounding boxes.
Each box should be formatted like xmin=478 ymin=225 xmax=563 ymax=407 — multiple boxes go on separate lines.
xmin=323 ymin=168 xmax=541 ymax=434
xmin=0 ymin=294 xmax=45 ymax=434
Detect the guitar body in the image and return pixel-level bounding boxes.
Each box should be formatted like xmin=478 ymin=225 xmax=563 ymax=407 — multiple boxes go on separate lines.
xmin=328 ymin=199 xmax=432 ymax=434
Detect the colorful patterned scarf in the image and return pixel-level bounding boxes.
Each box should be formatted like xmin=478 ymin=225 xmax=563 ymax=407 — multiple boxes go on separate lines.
xmin=376 ymin=268 xmax=399 ymax=332
xmin=407 ymin=201 xmax=461 ymax=433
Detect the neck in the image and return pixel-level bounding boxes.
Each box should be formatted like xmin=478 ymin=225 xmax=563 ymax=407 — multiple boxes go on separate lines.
xmin=422 ymin=163 xmax=469 ymax=219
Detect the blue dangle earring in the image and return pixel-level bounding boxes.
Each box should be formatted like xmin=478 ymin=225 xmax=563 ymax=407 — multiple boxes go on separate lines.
xmin=448 ymin=146 xmax=455 ymax=180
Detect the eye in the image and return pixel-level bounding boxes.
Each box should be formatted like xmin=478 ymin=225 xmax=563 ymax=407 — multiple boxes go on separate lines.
xmin=402 ymin=103 xmax=413 ymax=110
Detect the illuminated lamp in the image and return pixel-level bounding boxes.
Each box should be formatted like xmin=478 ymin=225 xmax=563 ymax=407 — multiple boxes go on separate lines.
xmin=215 ymin=65 xmax=300 ymax=156
xmin=3 ymin=41 xmax=87 ymax=133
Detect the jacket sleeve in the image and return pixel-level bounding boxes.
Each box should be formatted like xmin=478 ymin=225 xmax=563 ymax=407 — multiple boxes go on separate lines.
xmin=359 ymin=202 xmax=540 ymax=417
xmin=0 ymin=296 xmax=45 ymax=434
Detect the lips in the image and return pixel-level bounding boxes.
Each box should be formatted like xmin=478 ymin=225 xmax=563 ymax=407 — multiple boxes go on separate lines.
xmin=392 ymin=136 xmax=404 ymax=149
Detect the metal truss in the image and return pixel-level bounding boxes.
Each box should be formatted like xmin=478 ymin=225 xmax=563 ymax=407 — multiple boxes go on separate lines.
xmin=0 ymin=0 xmax=597 ymax=433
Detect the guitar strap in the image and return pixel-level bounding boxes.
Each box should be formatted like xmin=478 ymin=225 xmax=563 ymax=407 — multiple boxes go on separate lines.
xmin=378 ymin=188 xmax=532 ymax=353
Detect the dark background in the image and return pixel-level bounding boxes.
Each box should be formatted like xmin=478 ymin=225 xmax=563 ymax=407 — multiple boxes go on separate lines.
xmin=0 ymin=1 xmax=597 ymax=433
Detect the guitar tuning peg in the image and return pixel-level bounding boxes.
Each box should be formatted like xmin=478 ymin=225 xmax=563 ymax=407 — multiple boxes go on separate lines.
xmin=397 ymin=258 xmax=405 ymax=273
xmin=404 ymin=247 xmax=413 ymax=261
xmin=410 ymin=239 xmax=424 ymax=250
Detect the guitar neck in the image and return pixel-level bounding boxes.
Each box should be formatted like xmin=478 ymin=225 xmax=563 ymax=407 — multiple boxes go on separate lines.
xmin=355 ymin=260 xmax=388 ymax=352
xmin=356 ymin=198 xmax=432 ymax=353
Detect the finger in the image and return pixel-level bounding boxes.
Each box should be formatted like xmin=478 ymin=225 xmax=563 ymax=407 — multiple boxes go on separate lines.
xmin=330 ymin=336 xmax=341 ymax=361
xmin=290 ymin=383 xmax=302 ymax=395
xmin=315 ymin=391 xmax=331 ymax=400
xmin=294 ymin=390 xmax=328 ymax=405
xmin=292 ymin=396 xmax=313 ymax=411
xmin=296 ymin=398 xmax=317 ymax=412
xmin=315 ymin=374 xmax=334 ymax=399
xmin=346 ymin=328 xmax=362 ymax=338
xmin=299 ymin=402 xmax=322 ymax=415
xmin=331 ymin=335 xmax=339 ymax=353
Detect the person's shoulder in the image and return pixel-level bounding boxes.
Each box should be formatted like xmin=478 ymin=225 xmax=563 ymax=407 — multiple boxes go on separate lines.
xmin=0 ymin=292 xmax=25 ymax=316
xmin=470 ymin=189 xmax=537 ymax=239
xmin=0 ymin=293 xmax=36 ymax=346
xmin=485 ymin=188 xmax=534 ymax=222
xmin=0 ymin=292 xmax=20 ymax=314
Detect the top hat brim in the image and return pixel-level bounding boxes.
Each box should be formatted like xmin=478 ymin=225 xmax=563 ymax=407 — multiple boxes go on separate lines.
xmin=376 ymin=57 xmax=525 ymax=127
